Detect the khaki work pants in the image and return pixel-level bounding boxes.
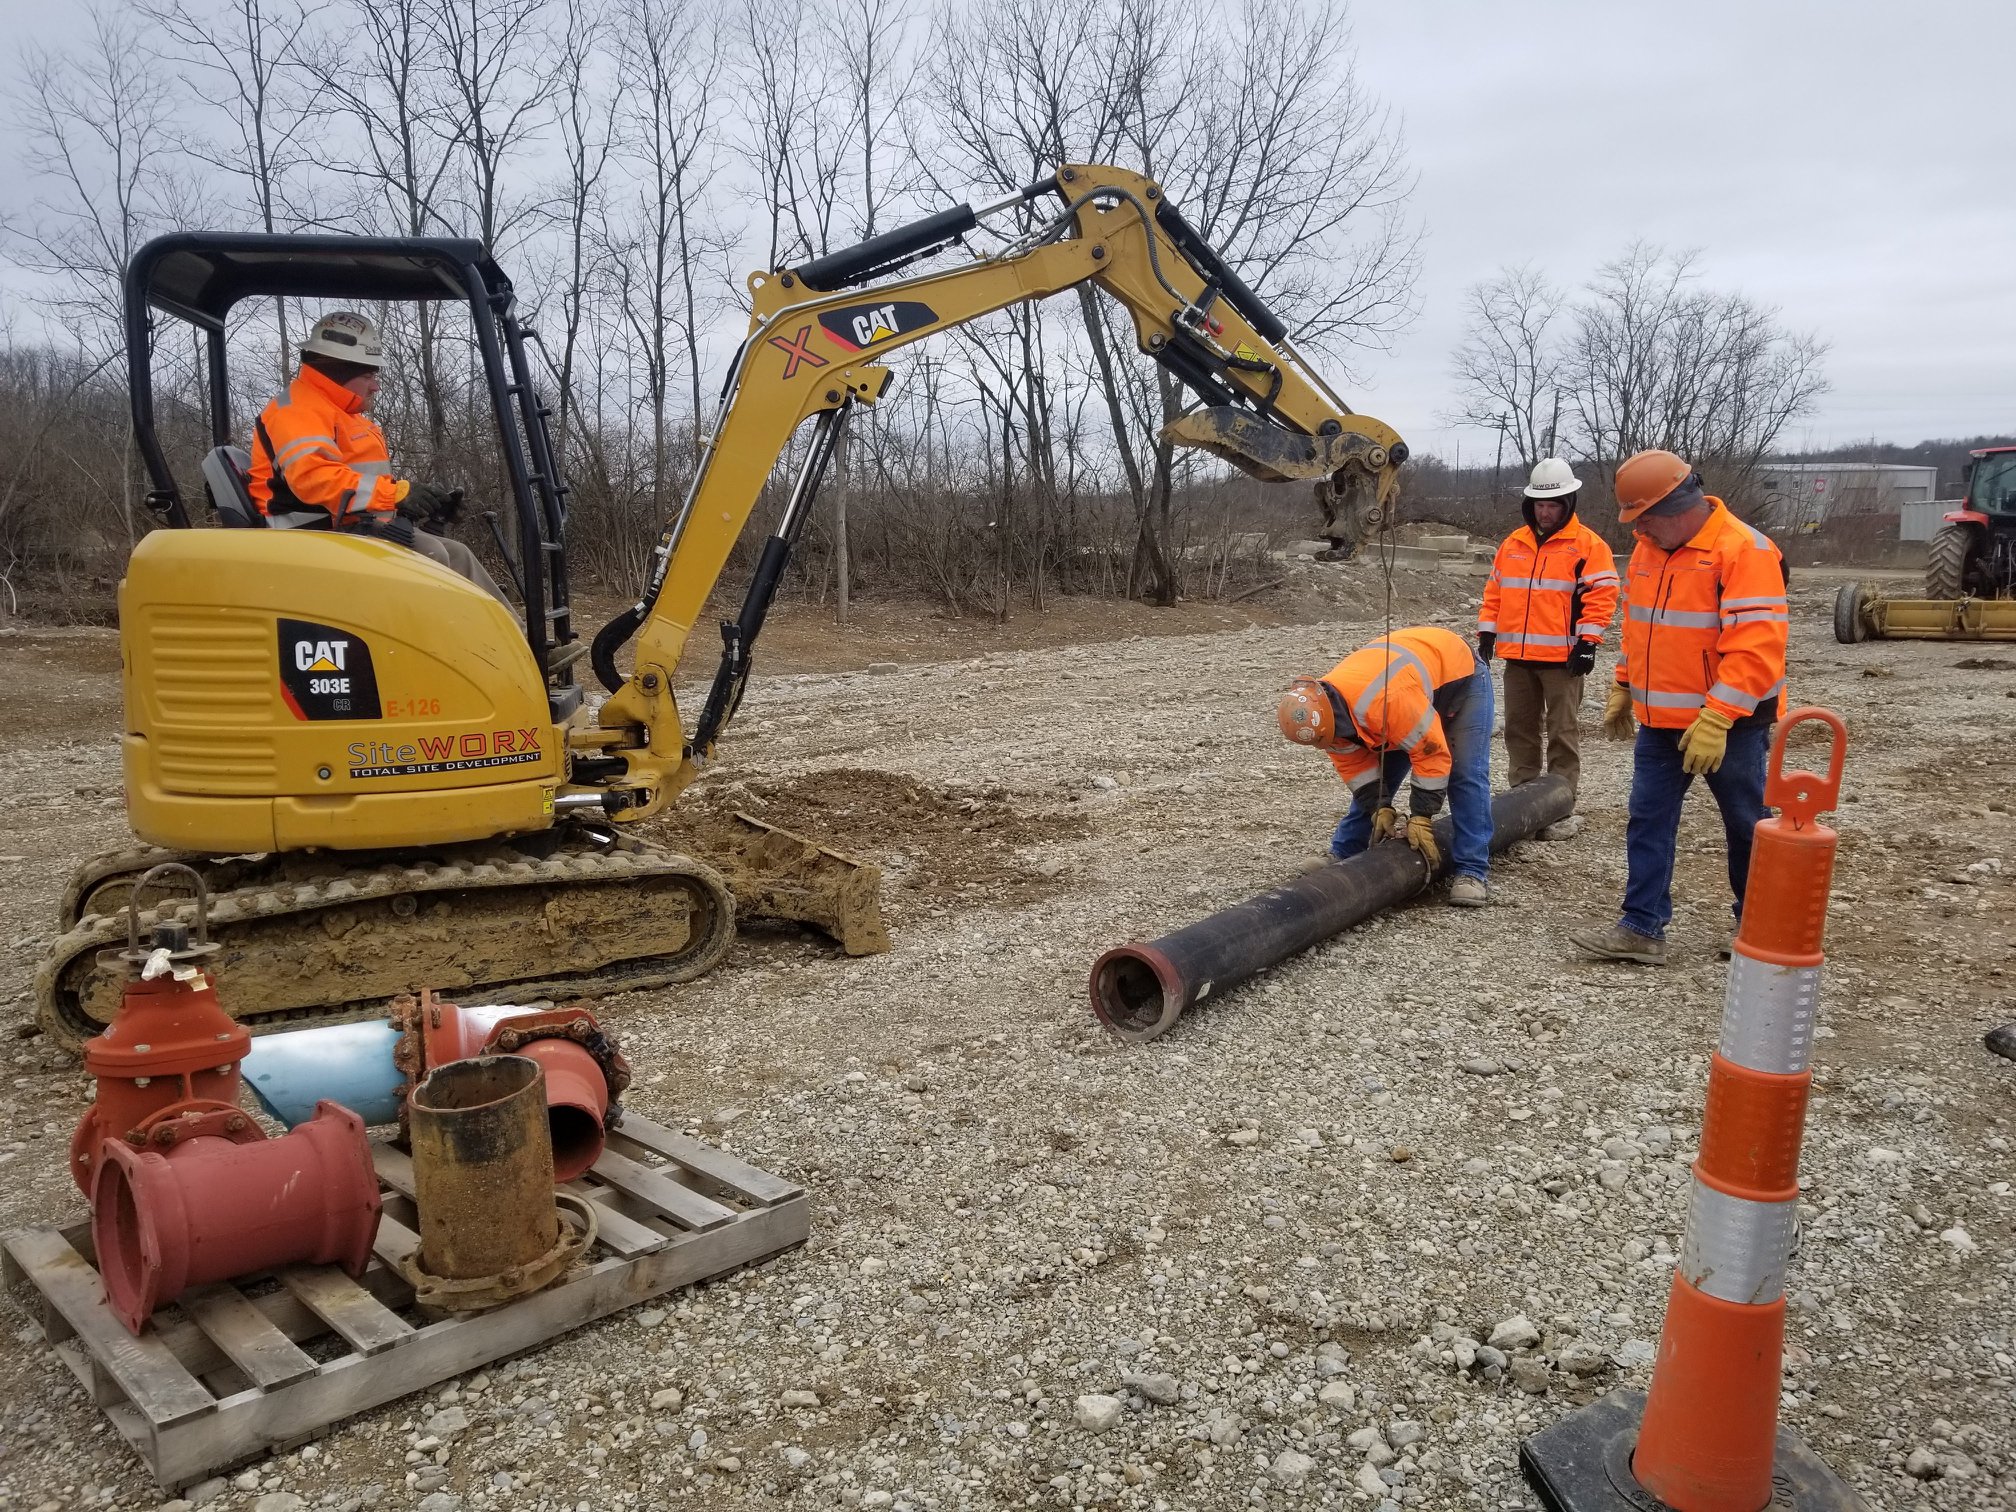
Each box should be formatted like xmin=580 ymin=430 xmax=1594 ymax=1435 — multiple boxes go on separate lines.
xmin=410 ymin=529 xmax=510 ymax=607
xmin=1501 ymin=660 xmax=1584 ymax=795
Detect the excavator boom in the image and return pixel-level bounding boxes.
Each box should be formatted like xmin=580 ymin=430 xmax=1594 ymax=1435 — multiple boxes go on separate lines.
xmin=582 ymin=164 xmax=1408 ymax=820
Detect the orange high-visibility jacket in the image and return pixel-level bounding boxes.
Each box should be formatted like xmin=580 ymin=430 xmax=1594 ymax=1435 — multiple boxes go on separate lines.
xmin=248 ymin=364 xmax=409 ymax=526
xmin=1614 ymin=498 xmax=1788 ymax=729
xmin=1478 ymin=513 xmax=1619 ymax=662
xmin=1318 ymin=626 xmax=1478 ymax=796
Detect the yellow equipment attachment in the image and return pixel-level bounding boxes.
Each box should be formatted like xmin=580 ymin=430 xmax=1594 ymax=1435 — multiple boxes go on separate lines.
xmin=1833 ymin=581 xmax=2016 ymax=643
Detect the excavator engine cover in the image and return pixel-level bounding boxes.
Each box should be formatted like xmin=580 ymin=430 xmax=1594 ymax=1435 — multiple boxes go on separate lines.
xmin=39 ymin=529 xmax=737 ymax=1050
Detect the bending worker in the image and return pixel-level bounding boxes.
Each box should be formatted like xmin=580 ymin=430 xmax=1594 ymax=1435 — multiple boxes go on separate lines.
xmin=1569 ymin=451 xmax=1788 ymax=965
xmin=1279 ymin=625 xmax=1494 ymax=908
xmin=248 ymin=311 xmax=507 ymax=603
xmin=1477 ymin=457 xmax=1618 ymax=822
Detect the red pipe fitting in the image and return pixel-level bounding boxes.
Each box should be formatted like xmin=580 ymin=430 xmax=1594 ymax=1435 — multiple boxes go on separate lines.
xmin=69 ymin=871 xmax=251 ymax=1194
xmin=392 ymin=991 xmax=630 ymax=1182
xmin=509 ymin=1037 xmax=610 ymax=1181
xmin=92 ymin=1100 xmax=382 ymax=1335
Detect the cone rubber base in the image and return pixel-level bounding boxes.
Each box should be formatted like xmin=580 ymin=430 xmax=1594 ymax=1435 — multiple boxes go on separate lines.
xmin=1520 ymin=1390 xmax=1869 ymax=1512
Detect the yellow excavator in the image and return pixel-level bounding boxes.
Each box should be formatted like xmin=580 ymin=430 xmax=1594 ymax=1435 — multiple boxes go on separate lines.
xmin=37 ymin=163 xmax=1409 ymax=1049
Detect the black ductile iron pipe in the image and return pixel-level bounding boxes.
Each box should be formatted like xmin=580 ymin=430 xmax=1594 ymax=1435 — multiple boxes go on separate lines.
xmin=1089 ymin=776 xmax=1574 ymax=1043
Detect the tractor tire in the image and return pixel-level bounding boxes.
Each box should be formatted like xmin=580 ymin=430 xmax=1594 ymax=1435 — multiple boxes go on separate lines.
xmin=1926 ymin=523 xmax=1976 ymax=600
xmin=1832 ymin=582 xmax=1867 ymax=644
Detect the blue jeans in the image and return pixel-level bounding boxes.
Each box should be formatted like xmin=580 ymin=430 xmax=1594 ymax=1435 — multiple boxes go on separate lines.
xmin=1329 ymin=667 xmax=1495 ymax=880
xmin=1621 ymin=721 xmax=1770 ymax=939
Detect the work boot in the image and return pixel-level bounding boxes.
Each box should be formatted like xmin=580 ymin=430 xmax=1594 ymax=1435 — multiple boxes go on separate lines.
xmin=1447 ymin=875 xmax=1490 ymax=908
xmin=1568 ymin=922 xmax=1666 ymax=965
xmin=1986 ymin=1023 xmax=2016 ymax=1061
xmin=1537 ymin=814 xmax=1584 ymax=842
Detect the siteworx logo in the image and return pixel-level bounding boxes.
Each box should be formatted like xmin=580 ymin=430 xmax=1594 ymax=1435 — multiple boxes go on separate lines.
xmin=345 ymin=728 xmax=543 ymax=778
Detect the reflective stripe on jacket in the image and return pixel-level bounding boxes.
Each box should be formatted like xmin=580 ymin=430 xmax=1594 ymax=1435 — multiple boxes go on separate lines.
xmin=248 ymin=364 xmax=406 ymax=525
xmin=1613 ymin=499 xmax=1789 ymax=729
xmin=1318 ymin=626 xmax=1477 ymax=792
xmin=1478 ymin=515 xmax=1619 ymax=662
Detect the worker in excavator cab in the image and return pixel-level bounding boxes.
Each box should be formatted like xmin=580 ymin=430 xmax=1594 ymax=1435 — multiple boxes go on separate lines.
xmin=247 ymin=311 xmax=507 ymax=603
xmin=1278 ymin=625 xmax=1495 ymax=908
xmin=1477 ymin=457 xmax=1619 ymax=835
xmin=1568 ymin=450 xmax=1788 ymax=966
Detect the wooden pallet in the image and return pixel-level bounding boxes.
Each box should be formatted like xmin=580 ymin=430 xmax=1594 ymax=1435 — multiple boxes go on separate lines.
xmin=1 ymin=1114 xmax=808 ymax=1492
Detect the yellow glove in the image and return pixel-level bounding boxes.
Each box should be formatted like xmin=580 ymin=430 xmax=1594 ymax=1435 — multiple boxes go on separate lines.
xmin=1679 ymin=707 xmax=1735 ymax=775
xmin=1404 ymin=815 xmax=1441 ymax=868
xmin=1370 ymin=806 xmax=1401 ymax=843
xmin=1603 ymin=682 xmax=1635 ymax=741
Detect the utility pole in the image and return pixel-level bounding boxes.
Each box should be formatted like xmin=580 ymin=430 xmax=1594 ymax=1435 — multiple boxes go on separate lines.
xmin=1491 ymin=413 xmax=1510 ymax=502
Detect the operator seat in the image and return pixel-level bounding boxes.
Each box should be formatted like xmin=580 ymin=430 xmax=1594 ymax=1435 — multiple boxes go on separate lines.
xmin=201 ymin=446 xmax=265 ymax=528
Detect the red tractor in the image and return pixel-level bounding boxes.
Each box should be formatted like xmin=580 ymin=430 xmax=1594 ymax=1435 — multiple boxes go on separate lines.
xmin=1926 ymin=445 xmax=2016 ymax=599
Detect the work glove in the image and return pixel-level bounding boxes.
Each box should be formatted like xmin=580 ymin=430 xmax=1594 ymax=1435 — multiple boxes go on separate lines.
xmin=1370 ymin=806 xmax=1402 ymax=844
xmin=1566 ymin=641 xmax=1597 ymax=678
xmin=1678 ymin=707 xmax=1735 ymax=776
xmin=1603 ymin=682 xmax=1635 ymax=741
xmin=1476 ymin=631 xmax=1495 ymax=663
xmin=1403 ymin=814 xmax=1442 ymax=869
xmin=397 ymin=479 xmax=456 ymax=522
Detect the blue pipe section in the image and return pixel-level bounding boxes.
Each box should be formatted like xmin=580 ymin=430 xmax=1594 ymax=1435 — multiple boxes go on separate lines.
xmin=242 ymin=1019 xmax=404 ymax=1127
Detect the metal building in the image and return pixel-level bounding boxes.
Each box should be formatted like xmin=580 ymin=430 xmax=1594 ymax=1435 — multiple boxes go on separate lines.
xmin=1754 ymin=462 xmax=1939 ymax=532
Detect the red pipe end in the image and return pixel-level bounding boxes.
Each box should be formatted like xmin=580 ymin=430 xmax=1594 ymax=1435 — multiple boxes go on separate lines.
xmin=1088 ymin=944 xmax=1187 ymax=1044
xmin=515 ymin=1039 xmax=610 ymax=1182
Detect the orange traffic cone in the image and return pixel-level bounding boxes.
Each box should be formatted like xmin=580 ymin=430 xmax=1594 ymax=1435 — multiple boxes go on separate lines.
xmin=1521 ymin=709 xmax=1868 ymax=1512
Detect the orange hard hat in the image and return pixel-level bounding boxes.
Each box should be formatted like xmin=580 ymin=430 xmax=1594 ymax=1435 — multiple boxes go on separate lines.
xmin=1279 ymin=676 xmax=1350 ymax=748
xmin=1614 ymin=449 xmax=1695 ymax=522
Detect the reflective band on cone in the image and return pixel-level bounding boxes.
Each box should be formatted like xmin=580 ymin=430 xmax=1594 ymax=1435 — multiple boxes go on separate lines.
xmin=1633 ymin=710 xmax=1849 ymax=1512
xmin=1676 ymin=1178 xmax=1796 ymax=1306
xmin=1718 ymin=953 xmax=1822 ymax=1073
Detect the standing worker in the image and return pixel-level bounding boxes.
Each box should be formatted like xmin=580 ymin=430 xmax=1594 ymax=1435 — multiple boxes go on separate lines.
xmin=1477 ymin=457 xmax=1619 ymax=832
xmin=1568 ymin=451 xmax=1788 ymax=964
xmin=248 ymin=311 xmax=508 ymax=603
xmin=1278 ymin=625 xmax=1495 ymax=907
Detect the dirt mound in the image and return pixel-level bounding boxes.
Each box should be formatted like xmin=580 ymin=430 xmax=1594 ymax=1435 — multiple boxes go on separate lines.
xmin=652 ymin=768 xmax=1087 ymax=919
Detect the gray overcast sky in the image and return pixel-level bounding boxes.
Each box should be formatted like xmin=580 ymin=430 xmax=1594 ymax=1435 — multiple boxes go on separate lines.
xmin=1346 ymin=0 xmax=2016 ymax=461
xmin=2 ymin=0 xmax=2010 ymax=463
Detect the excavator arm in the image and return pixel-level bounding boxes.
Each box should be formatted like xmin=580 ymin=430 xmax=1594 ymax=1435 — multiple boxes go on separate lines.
xmin=575 ymin=163 xmax=1409 ymax=819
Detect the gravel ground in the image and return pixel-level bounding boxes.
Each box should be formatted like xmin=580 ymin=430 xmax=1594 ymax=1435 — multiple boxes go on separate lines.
xmin=0 ymin=568 xmax=2011 ymax=1512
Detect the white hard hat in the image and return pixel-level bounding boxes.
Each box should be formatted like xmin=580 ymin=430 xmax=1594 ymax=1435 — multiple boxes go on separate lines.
xmin=1523 ymin=457 xmax=1582 ymax=499
xmin=302 ymin=311 xmax=385 ymax=369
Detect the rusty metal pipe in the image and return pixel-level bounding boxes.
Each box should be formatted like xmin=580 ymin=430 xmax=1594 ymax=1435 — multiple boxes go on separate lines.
xmin=1089 ymin=776 xmax=1574 ymax=1043
xmin=403 ymin=1055 xmax=594 ymax=1309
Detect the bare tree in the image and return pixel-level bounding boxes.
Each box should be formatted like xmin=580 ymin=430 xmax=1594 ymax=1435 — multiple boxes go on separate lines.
xmin=426 ymin=0 xmax=560 ymax=254
xmin=1448 ymin=264 xmax=1566 ymax=469
xmin=1566 ymin=243 xmax=1829 ymax=497
xmin=302 ymin=0 xmax=461 ymax=443
xmin=11 ymin=7 xmax=194 ymax=349
xmin=10 ymin=5 xmax=204 ymax=542
xmin=138 ymin=0 xmax=322 ymax=387
xmin=607 ymin=0 xmax=727 ymax=514
xmin=533 ymin=0 xmax=621 ymax=451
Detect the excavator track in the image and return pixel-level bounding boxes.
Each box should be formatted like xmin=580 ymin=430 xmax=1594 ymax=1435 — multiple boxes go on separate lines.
xmin=38 ymin=826 xmax=735 ymax=1054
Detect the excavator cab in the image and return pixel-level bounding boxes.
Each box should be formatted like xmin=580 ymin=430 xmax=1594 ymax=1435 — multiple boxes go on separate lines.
xmin=126 ymin=234 xmax=581 ymax=699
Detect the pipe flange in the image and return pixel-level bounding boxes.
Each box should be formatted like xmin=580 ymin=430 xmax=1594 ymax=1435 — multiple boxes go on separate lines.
xmin=401 ymin=1190 xmax=599 ymax=1312
xmin=129 ymin=1100 xmax=265 ymax=1151
xmin=480 ymin=1012 xmax=632 ymax=1127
